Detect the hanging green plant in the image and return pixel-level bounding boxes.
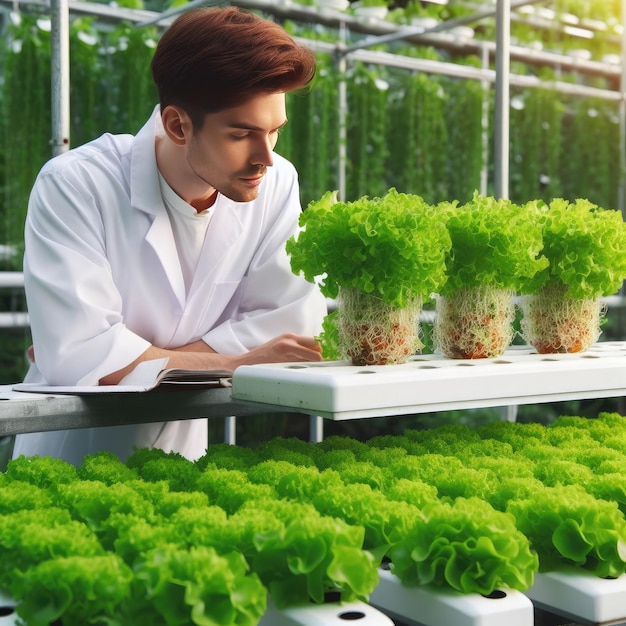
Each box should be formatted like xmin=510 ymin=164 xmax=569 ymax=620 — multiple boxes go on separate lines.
xmin=69 ymin=17 xmax=103 ymax=146
xmin=387 ymin=47 xmax=448 ymax=203
xmin=284 ymin=51 xmax=339 ymax=206
xmin=346 ymin=61 xmax=390 ymax=200
xmin=1 ymin=14 xmax=52 ymax=249
xmin=559 ymin=97 xmax=619 ymax=209
xmin=105 ymin=22 xmax=159 ymax=134
xmin=442 ymin=64 xmax=484 ymax=202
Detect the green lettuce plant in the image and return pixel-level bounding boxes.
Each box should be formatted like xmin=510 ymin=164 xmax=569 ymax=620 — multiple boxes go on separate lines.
xmin=388 ymin=497 xmax=538 ymax=594
xmin=523 ymin=198 xmax=626 ymax=299
xmin=507 ymin=484 xmax=626 ymax=577
xmin=437 ymin=193 xmax=548 ymax=295
xmin=433 ymin=192 xmax=548 ymax=358
xmin=12 ymin=554 xmax=134 ymax=626
xmin=287 ymin=188 xmax=450 ymax=307
xmin=287 ymin=188 xmax=451 ymax=363
xmin=520 ymin=198 xmax=626 ymax=352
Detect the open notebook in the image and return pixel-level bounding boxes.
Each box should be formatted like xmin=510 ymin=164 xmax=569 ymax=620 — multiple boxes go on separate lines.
xmin=12 ymin=358 xmax=233 ymax=394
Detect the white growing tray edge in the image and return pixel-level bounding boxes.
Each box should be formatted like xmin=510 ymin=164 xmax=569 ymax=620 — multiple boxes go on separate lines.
xmin=231 ymin=342 xmax=626 ymax=420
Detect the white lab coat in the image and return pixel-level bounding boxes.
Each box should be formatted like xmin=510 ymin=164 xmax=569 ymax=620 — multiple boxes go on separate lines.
xmin=13 ymin=107 xmax=326 ymax=465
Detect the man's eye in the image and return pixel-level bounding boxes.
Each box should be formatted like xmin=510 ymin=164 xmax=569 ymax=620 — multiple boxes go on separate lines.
xmin=231 ymin=134 xmax=248 ymax=140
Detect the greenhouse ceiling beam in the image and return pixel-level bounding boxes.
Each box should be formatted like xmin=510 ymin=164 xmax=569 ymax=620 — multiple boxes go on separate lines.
xmin=343 ymin=0 xmax=547 ymax=54
xmin=136 ymin=0 xmax=222 ymax=28
xmin=1 ymin=0 xmax=619 ymax=80
xmin=347 ymin=48 xmax=622 ymax=103
xmin=3 ymin=0 xmax=157 ymax=25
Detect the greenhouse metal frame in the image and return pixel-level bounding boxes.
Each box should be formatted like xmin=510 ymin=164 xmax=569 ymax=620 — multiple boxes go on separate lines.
xmin=1 ymin=0 xmax=624 ymax=206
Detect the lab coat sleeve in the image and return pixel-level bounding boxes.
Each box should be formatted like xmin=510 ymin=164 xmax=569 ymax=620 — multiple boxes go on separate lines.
xmin=201 ymin=165 xmax=327 ymax=354
xmin=24 ymin=169 xmax=151 ymax=386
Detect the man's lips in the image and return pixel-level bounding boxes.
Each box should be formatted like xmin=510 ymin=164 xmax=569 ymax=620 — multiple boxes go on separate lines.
xmin=240 ymin=175 xmax=264 ymax=186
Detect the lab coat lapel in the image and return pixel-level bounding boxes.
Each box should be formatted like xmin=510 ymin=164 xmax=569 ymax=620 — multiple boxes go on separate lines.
xmin=130 ymin=107 xmax=186 ymax=310
xmin=144 ymin=212 xmax=186 ymax=310
xmin=177 ymin=200 xmax=245 ymax=334
xmin=192 ymin=199 xmax=245 ymax=290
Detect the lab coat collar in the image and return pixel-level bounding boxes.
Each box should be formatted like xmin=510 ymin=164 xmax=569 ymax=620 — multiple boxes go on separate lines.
xmin=130 ymin=104 xmax=165 ymax=218
xmin=130 ymin=105 xmax=186 ymax=309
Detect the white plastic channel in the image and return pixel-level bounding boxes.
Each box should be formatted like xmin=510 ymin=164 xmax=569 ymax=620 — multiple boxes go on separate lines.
xmin=232 ymin=342 xmax=626 ymax=420
xmin=258 ymin=598 xmax=394 ymax=625
xmin=526 ymin=569 xmax=626 ymax=624
xmin=369 ymin=568 xmax=533 ymax=626
xmin=0 ymin=591 xmax=16 ymax=626
xmin=0 ymin=592 xmax=394 ymax=626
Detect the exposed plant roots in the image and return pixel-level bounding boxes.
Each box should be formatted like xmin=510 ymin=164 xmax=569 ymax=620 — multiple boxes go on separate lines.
xmin=434 ymin=286 xmax=515 ymax=359
xmin=337 ymin=288 xmax=422 ymax=365
xmin=521 ymin=285 xmax=605 ymax=353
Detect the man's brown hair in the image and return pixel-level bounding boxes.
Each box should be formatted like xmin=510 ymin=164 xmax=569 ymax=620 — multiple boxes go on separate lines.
xmin=151 ymin=7 xmax=316 ymax=128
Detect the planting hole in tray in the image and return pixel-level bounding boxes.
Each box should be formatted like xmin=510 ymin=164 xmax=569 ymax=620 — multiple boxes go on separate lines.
xmin=285 ymin=365 xmax=310 ymax=369
xmin=580 ymin=355 xmax=601 ymax=359
xmin=0 ymin=606 xmax=15 ymax=617
xmin=493 ymin=360 xmax=513 ymax=364
xmin=338 ymin=611 xmax=367 ymax=620
xmin=414 ymin=365 xmax=439 ymax=369
xmin=482 ymin=590 xmax=507 ymax=600
xmin=356 ymin=370 xmax=377 ymax=374
xmin=456 ymin=363 xmax=476 ymax=367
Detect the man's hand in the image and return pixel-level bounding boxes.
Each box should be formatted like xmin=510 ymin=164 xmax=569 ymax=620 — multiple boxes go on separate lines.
xmin=231 ymin=333 xmax=323 ymax=368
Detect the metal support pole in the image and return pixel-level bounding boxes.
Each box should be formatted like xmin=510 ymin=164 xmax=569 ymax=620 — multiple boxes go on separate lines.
xmin=309 ymin=415 xmax=324 ymax=443
xmin=480 ymin=45 xmax=490 ymax=196
xmin=494 ymin=0 xmax=511 ymax=200
xmin=50 ymin=0 xmax=70 ymax=156
xmin=336 ymin=21 xmax=348 ymax=202
xmin=223 ymin=415 xmax=237 ymax=445
xmin=618 ymin=0 xmax=626 ymax=215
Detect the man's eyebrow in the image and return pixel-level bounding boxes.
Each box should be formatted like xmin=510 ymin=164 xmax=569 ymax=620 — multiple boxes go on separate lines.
xmin=227 ymin=119 xmax=289 ymax=132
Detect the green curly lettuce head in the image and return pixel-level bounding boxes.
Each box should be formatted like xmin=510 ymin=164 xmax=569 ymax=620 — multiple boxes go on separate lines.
xmin=287 ymin=189 xmax=451 ymax=308
xmin=438 ymin=192 xmax=549 ymax=296
xmin=388 ymin=497 xmax=538 ymax=594
xmin=506 ymin=484 xmax=626 ymax=577
xmin=523 ymin=198 xmax=626 ymax=298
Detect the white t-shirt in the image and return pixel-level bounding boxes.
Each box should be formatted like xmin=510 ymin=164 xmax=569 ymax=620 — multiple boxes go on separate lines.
xmin=158 ymin=172 xmax=212 ymax=294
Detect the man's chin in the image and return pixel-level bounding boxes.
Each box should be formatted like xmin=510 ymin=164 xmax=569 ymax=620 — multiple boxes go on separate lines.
xmin=220 ymin=186 xmax=261 ymax=204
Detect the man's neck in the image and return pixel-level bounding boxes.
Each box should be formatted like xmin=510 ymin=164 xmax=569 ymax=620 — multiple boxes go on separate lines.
xmin=155 ymin=136 xmax=217 ymax=213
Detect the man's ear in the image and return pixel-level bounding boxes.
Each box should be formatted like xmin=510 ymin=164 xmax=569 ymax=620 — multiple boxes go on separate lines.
xmin=161 ymin=105 xmax=193 ymax=147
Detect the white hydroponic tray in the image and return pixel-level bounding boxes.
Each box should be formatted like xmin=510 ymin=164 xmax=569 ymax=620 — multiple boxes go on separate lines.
xmin=370 ymin=568 xmax=533 ymax=626
xmin=259 ymin=598 xmax=394 ymax=626
xmin=0 ymin=591 xmax=16 ymax=626
xmin=526 ymin=569 xmax=626 ymax=625
xmin=0 ymin=592 xmax=394 ymax=626
xmin=232 ymin=342 xmax=626 ymax=420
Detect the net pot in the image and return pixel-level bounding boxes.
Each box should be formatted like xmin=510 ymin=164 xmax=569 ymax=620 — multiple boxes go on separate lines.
xmin=433 ymin=286 xmax=515 ymax=359
xmin=337 ymin=287 xmax=422 ymax=366
xmin=520 ymin=285 xmax=605 ymax=353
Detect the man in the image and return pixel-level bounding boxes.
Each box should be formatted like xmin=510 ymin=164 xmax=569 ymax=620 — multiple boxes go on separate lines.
xmin=13 ymin=7 xmax=326 ymax=464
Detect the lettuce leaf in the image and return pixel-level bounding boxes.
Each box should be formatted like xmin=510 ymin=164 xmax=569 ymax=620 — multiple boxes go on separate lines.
xmin=287 ymin=189 xmax=451 ymax=308
xmin=524 ymin=198 xmax=626 ymax=298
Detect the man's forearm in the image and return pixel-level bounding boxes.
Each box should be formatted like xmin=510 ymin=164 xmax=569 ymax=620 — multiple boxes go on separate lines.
xmin=98 ymin=333 xmax=323 ymax=386
xmin=98 ymin=342 xmax=233 ymax=385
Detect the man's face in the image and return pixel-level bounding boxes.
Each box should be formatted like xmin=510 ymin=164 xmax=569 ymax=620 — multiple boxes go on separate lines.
xmin=185 ymin=92 xmax=287 ymax=203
